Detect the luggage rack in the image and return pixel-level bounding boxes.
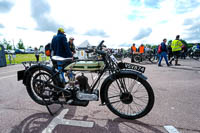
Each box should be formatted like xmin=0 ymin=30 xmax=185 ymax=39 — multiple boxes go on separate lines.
xmin=22 ymin=61 xmax=50 ymax=70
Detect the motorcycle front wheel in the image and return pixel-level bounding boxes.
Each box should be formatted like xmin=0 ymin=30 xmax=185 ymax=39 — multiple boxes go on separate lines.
xmin=104 ymin=74 xmax=154 ymax=119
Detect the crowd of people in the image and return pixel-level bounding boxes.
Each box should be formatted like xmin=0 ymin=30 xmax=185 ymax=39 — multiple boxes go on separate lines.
xmin=130 ymin=35 xmax=200 ymax=67
xmin=35 ymin=28 xmax=199 ymax=69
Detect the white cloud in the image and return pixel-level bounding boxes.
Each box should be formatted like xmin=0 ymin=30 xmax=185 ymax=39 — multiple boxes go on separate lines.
xmin=0 ymin=0 xmax=200 ymax=49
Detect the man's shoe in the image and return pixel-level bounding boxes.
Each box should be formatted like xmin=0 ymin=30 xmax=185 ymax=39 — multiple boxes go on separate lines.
xmin=175 ymin=64 xmax=181 ymax=66
xmin=158 ymin=64 xmax=162 ymax=67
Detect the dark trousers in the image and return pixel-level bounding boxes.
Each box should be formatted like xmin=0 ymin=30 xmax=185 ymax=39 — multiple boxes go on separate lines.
xmin=168 ymin=52 xmax=173 ymax=60
xmin=169 ymin=51 xmax=181 ymax=64
xmin=35 ymin=55 xmax=39 ymax=62
xmin=131 ymin=54 xmax=135 ymax=62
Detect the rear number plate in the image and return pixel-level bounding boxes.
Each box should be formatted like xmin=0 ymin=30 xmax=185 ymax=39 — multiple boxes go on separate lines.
xmin=17 ymin=70 xmax=25 ymax=81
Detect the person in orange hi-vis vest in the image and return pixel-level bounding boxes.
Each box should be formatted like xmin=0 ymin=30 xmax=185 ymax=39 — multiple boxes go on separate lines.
xmin=131 ymin=43 xmax=137 ymax=62
xmin=139 ymin=44 xmax=145 ymax=54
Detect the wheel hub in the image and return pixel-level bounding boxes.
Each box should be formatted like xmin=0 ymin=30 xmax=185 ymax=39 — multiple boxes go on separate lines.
xmin=120 ymin=93 xmax=133 ymax=104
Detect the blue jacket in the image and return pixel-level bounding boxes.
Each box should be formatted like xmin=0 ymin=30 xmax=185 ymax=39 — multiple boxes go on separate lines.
xmin=51 ymin=33 xmax=72 ymax=58
xmin=161 ymin=42 xmax=167 ymax=52
xmin=51 ymin=35 xmax=57 ymax=56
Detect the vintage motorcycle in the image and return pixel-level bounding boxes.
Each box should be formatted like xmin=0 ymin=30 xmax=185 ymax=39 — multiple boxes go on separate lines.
xmin=17 ymin=40 xmax=154 ymax=120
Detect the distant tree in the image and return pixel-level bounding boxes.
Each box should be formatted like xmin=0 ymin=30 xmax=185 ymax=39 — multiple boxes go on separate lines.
xmin=17 ymin=39 xmax=25 ymax=49
xmin=1 ymin=38 xmax=12 ymax=50
xmin=151 ymin=45 xmax=158 ymax=49
xmin=145 ymin=44 xmax=152 ymax=48
xmin=180 ymin=39 xmax=188 ymax=47
xmin=39 ymin=45 xmax=44 ymax=51
xmin=187 ymin=43 xmax=195 ymax=48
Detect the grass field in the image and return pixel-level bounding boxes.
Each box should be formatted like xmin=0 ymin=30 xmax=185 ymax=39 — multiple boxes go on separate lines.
xmin=5 ymin=54 xmax=50 ymax=64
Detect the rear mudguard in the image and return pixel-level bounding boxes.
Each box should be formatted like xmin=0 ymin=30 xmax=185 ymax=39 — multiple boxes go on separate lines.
xmin=22 ymin=64 xmax=56 ymax=85
xmin=100 ymin=70 xmax=147 ymax=105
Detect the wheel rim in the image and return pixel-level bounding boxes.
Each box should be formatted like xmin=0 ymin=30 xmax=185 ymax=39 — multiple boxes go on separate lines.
xmin=32 ymin=71 xmax=54 ymax=99
xmin=134 ymin=56 xmax=141 ymax=62
xmin=107 ymin=77 xmax=150 ymax=117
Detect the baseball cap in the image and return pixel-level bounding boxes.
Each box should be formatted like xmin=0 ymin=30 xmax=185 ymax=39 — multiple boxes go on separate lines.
xmin=58 ymin=28 xmax=65 ymax=33
xmin=69 ymin=37 xmax=74 ymax=40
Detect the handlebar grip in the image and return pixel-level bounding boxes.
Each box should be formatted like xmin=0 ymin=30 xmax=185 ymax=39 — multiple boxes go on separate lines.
xmin=97 ymin=40 xmax=104 ymax=50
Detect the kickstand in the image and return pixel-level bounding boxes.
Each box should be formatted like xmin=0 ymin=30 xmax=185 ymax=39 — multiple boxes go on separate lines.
xmin=42 ymin=97 xmax=64 ymax=116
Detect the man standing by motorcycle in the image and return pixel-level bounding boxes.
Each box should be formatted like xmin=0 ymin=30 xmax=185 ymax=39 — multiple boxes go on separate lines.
xmin=51 ymin=28 xmax=73 ymax=83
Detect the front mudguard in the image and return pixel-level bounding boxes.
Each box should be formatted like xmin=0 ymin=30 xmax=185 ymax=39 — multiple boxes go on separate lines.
xmin=100 ymin=70 xmax=147 ymax=105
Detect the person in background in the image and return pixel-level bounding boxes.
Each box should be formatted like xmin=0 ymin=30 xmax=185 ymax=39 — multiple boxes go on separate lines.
xmin=153 ymin=45 xmax=159 ymax=60
xmin=169 ymin=35 xmax=183 ymax=66
xmin=34 ymin=47 xmax=39 ymax=62
xmin=158 ymin=39 xmax=170 ymax=67
xmin=131 ymin=43 xmax=137 ymax=62
xmin=139 ymin=44 xmax=145 ymax=54
xmin=167 ymin=43 xmax=173 ymax=60
xmin=68 ymin=37 xmax=76 ymax=55
xmin=145 ymin=46 xmax=151 ymax=53
xmin=181 ymin=44 xmax=187 ymax=59
xmin=192 ymin=43 xmax=200 ymax=51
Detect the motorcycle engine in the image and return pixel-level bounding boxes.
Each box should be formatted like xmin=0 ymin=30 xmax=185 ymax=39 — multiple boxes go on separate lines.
xmin=76 ymin=73 xmax=91 ymax=93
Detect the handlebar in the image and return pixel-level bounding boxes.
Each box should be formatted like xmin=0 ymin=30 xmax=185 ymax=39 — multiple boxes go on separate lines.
xmin=96 ymin=40 xmax=106 ymax=55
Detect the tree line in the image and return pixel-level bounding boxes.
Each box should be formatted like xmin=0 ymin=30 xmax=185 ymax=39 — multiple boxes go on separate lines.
xmin=0 ymin=38 xmax=44 ymax=50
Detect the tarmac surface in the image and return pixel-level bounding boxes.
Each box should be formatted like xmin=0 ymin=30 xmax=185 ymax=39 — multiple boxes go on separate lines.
xmin=0 ymin=58 xmax=200 ymax=133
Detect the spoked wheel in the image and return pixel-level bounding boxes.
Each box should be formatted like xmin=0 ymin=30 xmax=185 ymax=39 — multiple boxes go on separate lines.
xmin=104 ymin=74 xmax=154 ymax=119
xmin=148 ymin=54 xmax=158 ymax=63
xmin=133 ymin=55 xmax=141 ymax=63
xmin=26 ymin=67 xmax=58 ymax=105
xmin=191 ymin=52 xmax=200 ymax=60
xmin=32 ymin=72 xmax=54 ymax=99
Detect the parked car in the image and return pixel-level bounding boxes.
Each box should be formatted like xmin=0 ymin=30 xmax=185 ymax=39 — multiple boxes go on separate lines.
xmin=15 ymin=49 xmax=25 ymax=54
xmin=4 ymin=50 xmax=15 ymax=54
xmin=25 ymin=48 xmax=35 ymax=54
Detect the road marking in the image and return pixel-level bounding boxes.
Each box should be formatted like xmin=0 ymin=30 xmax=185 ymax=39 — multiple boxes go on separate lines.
xmin=164 ymin=125 xmax=180 ymax=133
xmin=42 ymin=109 xmax=94 ymax=133
xmin=0 ymin=74 xmax=17 ymax=80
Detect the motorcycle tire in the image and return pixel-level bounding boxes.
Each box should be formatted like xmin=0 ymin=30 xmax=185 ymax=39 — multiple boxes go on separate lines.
xmin=104 ymin=73 xmax=154 ymax=119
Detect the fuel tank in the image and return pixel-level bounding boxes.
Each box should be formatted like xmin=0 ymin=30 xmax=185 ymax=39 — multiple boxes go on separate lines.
xmin=65 ymin=61 xmax=105 ymax=71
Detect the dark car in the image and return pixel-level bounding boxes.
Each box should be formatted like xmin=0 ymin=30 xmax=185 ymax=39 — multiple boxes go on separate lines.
xmin=15 ymin=49 xmax=25 ymax=54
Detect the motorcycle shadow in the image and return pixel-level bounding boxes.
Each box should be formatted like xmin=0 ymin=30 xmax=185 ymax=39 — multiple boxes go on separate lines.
xmin=10 ymin=104 xmax=77 ymax=133
xmin=53 ymin=116 xmax=164 ymax=133
xmin=132 ymin=61 xmax=158 ymax=65
xmin=10 ymin=105 xmax=164 ymax=133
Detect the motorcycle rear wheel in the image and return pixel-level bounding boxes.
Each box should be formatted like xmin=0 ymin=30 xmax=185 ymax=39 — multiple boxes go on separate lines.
xmin=26 ymin=67 xmax=58 ymax=105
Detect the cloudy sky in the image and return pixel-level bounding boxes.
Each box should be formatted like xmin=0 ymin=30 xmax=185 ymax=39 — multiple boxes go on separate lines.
xmin=0 ymin=0 xmax=200 ymax=48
